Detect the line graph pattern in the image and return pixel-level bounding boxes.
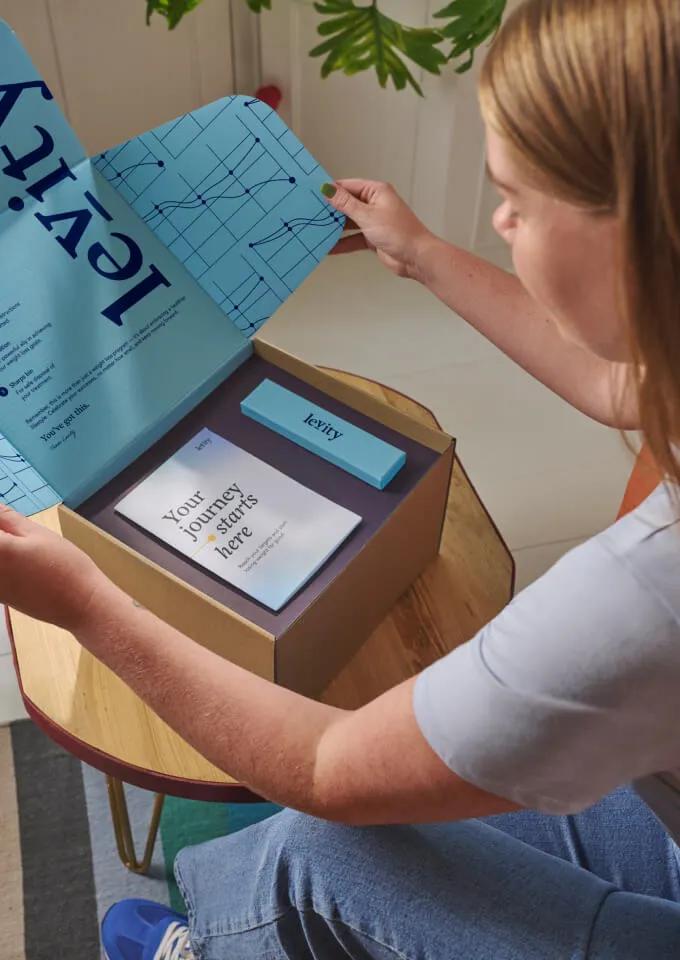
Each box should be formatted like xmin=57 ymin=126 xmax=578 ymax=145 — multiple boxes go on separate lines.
xmin=242 ymin=98 xmax=320 ymax=176
xmin=0 ymin=432 xmax=60 ymax=515
xmin=94 ymin=95 xmax=344 ymax=337
xmin=212 ymin=255 xmax=283 ymax=336
xmin=94 ymin=138 xmax=167 ymax=204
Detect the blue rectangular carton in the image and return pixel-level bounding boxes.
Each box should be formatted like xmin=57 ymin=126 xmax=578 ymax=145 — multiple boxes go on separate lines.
xmin=241 ymin=378 xmax=407 ymax=488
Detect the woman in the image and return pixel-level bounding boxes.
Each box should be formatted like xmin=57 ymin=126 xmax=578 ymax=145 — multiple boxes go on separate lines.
xmin=3 ymin=0 xmax=680 ymax=957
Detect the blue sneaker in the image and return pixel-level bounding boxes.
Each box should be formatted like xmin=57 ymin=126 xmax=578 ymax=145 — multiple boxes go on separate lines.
xmin=102 ymin=899 xmax=195 ymax=960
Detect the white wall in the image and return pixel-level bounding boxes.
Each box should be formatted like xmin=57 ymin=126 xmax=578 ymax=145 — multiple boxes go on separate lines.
xmin=0 ymin=0 xmax=235 ymax=154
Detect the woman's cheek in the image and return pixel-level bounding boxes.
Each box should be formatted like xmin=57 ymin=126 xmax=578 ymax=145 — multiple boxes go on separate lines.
xmin=510 ymin=233 xmax=543 ymax=302
xmin=512 ymin=230 xmax=569 ymax=318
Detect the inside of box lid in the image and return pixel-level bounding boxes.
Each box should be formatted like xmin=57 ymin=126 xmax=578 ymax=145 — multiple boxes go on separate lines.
xmin=96 ymin=95 xmax=345 ymax=343
xmin=0 ymin=22 xmax=343 ymax=515
xmin=76 ymin=354 xmax=443 ymax=636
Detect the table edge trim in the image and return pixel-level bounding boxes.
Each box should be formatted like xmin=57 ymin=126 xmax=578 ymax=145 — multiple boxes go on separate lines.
xmin=5 ymin=607 xmax=262 ymax=803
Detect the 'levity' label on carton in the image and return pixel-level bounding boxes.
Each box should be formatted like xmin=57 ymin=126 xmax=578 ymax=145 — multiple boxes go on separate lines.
xmin=241 ymin=379 xmax=406 ymax=489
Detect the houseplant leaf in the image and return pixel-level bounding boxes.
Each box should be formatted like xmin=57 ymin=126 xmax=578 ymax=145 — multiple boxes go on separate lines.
xmin=145 ymin=0 xmax=508 ymax=91
xmin=311 ymin=1 xmax=446 ymax=96
xmin=434 ymin=0 xmax=507 ymax=72
xmin=146 ymin=0 xmax=204 ymax=29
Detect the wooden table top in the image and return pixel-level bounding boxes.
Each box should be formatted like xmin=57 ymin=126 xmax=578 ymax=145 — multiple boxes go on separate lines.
xmin=7 ymin=370 xmax=514 ymax=801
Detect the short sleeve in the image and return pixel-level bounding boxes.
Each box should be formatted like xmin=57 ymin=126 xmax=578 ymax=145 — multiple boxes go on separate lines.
xmin=413 ymin=535 xmax=680 ymax=813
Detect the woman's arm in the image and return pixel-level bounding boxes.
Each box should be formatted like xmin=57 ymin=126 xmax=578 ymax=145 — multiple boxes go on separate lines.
xmin=414 ymin=236 xmax=637 ymax=428
xmin=0 ymin=506 xmax=517 ymax=824
xmin=327 ymin=180 xmax=638 ymax=429
xmin=82 ymin=584 xmax=517 ymax=823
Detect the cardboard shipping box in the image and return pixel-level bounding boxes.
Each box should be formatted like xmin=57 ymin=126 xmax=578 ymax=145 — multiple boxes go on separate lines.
xmin=0 ymin=22 xmax=454 ymax=697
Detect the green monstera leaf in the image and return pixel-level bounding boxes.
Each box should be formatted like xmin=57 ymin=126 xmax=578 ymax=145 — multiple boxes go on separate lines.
xmin=309 ymin=1 xmax=447 ymax=95
xmin=434 ymin=0 xmax=507 ymax=73
xmin=145 ymin=0 xmax=508 ymax=91
xmin=145 ymin=0 xmax=203 ymax=29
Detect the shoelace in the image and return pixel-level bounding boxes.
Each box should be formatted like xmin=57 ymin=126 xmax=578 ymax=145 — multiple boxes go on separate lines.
xmin=153 ymin=921 xmax=195 ymax=960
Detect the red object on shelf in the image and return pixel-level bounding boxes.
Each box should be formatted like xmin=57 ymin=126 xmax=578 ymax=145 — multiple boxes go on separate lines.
xmin=255 ymin=84 xmax=283 ymax=112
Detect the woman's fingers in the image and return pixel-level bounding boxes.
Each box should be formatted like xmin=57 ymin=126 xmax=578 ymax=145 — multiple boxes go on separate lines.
xmin=322 ymin=182 xmax=370 ymax=224
xmin=0 ymin=504 xmax=30 ymax=537
xmin=342 ymin=217 xmax=360 ymax=231
xmin=335 ymin=178 xmax=384 ymax=201
xmin=330 ymin=233 xmax=371 ymax=255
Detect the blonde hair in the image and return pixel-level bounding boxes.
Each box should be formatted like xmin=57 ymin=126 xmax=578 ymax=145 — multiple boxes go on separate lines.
xmin=479 ymin=0 xmax=680 ymax=487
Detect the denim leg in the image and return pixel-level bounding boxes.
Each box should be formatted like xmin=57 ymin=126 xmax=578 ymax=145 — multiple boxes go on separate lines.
xmin=176 ymin=807 xmax=671 ymax=960
xmin=482 ymin=785 xmax=680 ymax=900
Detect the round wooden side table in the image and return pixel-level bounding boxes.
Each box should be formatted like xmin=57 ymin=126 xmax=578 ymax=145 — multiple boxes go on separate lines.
xmin=7 ymin=369 xmax=514 ymax=873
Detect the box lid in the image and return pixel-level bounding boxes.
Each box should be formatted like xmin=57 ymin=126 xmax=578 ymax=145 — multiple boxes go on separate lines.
xmin=94 ymin=95 xmax=344 ymax=338
xmin=0 ymin=21 xmax=343 ymax=513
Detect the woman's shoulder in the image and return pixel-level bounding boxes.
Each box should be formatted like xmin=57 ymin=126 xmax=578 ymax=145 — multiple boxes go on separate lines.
xmin=598 ymin=482 xmax=680 ymax=616
xmin=509 ymin=481 xmax=680 ymax=644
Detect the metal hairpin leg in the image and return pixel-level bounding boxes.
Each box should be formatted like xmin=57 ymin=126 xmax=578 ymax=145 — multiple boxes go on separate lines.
xmin=106 ymin=776 xmax=165 ymax=874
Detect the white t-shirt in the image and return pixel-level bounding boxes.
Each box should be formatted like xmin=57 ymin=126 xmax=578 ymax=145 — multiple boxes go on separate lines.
xmin=414 ymin=482 xmax=680 ymax=838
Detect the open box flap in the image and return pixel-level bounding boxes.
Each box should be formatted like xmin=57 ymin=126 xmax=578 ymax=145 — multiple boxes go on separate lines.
xmin=0 ymin=22 xmax=342 ymax=515
xmin=0 ymin=20 xmax=83 ymax=512
xmin=0 ymin=432 xmax=60 ymax=513
xmin=94 ymin=95 xmax=344 ymax=338
xmin=0 ymin=21 xmax=85 ymax=202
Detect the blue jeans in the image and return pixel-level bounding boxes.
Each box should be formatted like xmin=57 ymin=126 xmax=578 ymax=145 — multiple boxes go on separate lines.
xmin=174 ymin=786 xmax=680 ymax=958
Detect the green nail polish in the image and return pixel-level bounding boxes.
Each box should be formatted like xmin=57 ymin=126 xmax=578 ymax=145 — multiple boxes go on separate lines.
xmin=321 ymin=182 xmax=337 ymax=198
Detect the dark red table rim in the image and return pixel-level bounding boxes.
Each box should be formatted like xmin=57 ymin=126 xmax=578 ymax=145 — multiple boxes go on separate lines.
xmin=5 ymin=606 xmax=261 ymax=803
xmin=3 ymin=372 xmax=514 ymax=802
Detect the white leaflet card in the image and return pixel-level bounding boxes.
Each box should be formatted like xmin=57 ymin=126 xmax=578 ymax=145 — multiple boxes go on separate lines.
xmin=115 ymin=427 xmax=362 ymax=611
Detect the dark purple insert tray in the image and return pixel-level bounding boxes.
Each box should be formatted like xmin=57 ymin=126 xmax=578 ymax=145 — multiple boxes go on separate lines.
xmin=77 ymin=354 xmax=441 ymax=635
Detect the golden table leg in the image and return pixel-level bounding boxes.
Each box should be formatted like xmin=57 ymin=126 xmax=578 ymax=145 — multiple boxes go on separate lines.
xmin=106 ymin=776 xmax=165 ymax=874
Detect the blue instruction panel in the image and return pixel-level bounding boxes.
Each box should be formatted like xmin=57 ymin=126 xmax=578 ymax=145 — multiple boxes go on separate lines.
xmin=0 ymin=20 xmax=343 ymax=514
xmin=94 ymin=96 xmax=343 ymax=338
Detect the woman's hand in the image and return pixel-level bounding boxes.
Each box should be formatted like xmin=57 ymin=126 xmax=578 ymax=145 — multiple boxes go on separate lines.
xmin=0 ymin=505 xmax=107 ymax=631
xmin=323 ymin=179 xmax=438 ymax=280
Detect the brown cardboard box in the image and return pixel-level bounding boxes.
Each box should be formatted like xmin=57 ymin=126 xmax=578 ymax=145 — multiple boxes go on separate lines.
xmin=0 ymin=30 xmax=453 ymax=698
xmin=59 ymin=337 xmax=454 ymax=698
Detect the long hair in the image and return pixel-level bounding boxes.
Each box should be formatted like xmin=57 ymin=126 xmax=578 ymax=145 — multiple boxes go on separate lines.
xmin=479 ymin=0 xmax=680 ymax=486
